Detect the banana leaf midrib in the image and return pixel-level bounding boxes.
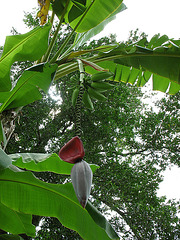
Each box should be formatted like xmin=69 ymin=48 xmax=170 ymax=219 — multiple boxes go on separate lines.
xmin=94 ymin=52 xmax=180 ymax=61
xmin=54 ymin=52 xmax=180 ymax=81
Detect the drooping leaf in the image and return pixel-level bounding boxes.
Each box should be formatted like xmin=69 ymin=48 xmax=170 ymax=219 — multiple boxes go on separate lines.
xmin=0 ymin=149 xmax=12 ymax=170
xmin=73 ymin=3 xmax=126 ymax=47
xmin=85 ymin=36 xmax=180 ymax=94
xmin=0 ymin=63 xmax=57 ymax=113
xmin=65 ymin=0 xmax=124 ymax=33
xmin=0 ymin=202 xmax=35 ymax=237
xmin=86 ymin=201 xmax=119 ymax=240
xmin=10 ymin=152 xmax=99 ymax=174
xmin=0 ymin=168 xmax=117 ymax=240
xmin=0 ymin=25 xmax=51 ymax=92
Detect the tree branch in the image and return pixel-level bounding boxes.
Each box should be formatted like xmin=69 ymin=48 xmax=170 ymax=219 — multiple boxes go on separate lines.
xmin=94 ymin=196 xmax=142 ymax=240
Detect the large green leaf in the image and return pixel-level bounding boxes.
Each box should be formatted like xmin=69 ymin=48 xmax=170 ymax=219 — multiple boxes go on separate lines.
xmin=51 ymin=0 xmax=67 ymax=20
xmin=68 ymin=0 xmax=87 ymax=23
xmin=86 ymin=201 xmax=119 ymax=239
xmin=85 ymin=36 xmax=180 ymax=94
xmin=73 ymin=3 xmax=126 ymax=48
xmin=0 ymin=235 xmax=23 ymax=240
xmin=0 ymin=168 xmax=118 ymax=239
xmin=0 ymin=149 xmax=12 ymax=170
xmin=10 ymin=152 xmax=99 ymax=174
xmin=52 ymin=0 xmax=87 ymax=23
xmin=0 ymin=202 xmax=35 ymax=236
xmin=65 ymin=0 xmax=124 ymax=33
xmin=0 ymin=63 xmax=57 ymax=113
xmin=0 ymin=25 xmax=51 ymax=92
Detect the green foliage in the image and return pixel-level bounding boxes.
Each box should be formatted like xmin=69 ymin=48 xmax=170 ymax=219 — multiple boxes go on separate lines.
xmin=73 ymin=3 xmax=126 ymax=47
xmin=0 ymin=202 xmax=35 ymax=237
xmin=0 ymin=63 xmax=57 ymax=112
xmin=35 ymin=217 xmax=82 ymax=239
xmin=9 ymin=73 xmax=180 ymax=238
xmin=85 ymin=36 xmax=180 ymax=94
xmin=10 ymin=152 xmax=99 ymax=174
xmin=53 ymin=0 xmax=124 ymax=32
xmin=0 ymin=25 xmax=51 ymax=91
xmin=0 ymin=168 xmax=116 ymax=240
xmin=0 ymin=234 xmax=23 ymax=240
xmin=0 ymin=149 xmax=12 ymax=170
xmin=0 ymin=1 xmax=180 ymax=239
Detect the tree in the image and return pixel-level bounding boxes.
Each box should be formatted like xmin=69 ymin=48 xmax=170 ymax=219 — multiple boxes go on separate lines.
xmin=7 ymin=34 xmax=180 ymax=239
xmin=0 ymin=1 xmax=180 ymax=239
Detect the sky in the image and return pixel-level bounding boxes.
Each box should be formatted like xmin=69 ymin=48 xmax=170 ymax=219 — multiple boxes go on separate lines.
xmin=96 ymin=0 xmax=180 ymax=42
xmin=1 ymin=0 xmax=180 ymax=45
xmin=0 ymin=0 xmax=180 ymax=200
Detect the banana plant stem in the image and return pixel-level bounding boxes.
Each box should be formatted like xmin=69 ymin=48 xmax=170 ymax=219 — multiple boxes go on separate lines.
xmin=42 ymin=20 xmax=61 ymax=62
xmin=43 ymin=0 xmax=70 ymax=62
xmin=49 ymin=28 xmax=76 ymax=63
xmin=50 ymin=11 xmax=55 ymax=24
xmin=49 ymin=0 xmax=95 ymax=64
xmin=55 ymin=50 xmax=141 ymax=81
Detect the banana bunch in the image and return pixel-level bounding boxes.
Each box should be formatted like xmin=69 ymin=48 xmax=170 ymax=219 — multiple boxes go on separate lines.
xmin=72 ymin=71 xmax=114 ymax=110
xmin=72 ymin=87 xmax=80 ymax=108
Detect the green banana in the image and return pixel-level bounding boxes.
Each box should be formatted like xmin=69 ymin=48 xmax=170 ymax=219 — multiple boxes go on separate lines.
xmin=72 ymin=88 xmax=79 ymax=107
xmin=82 ymin=91 xmax=94 ymax=110
xmin=88 ymin=87 xmax=107 ymax=101
xmin=91 ymin=71 xmax=114 ymax=82
xmin=91 ymin=81 xmax=114 ymax=91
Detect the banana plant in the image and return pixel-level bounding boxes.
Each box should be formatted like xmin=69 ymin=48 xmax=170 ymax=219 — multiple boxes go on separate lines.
xmin=0 ymin=0 xmax=180 ymax=239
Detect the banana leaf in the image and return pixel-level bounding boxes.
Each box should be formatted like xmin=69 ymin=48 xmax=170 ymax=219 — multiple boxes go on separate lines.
xmin=0 ymin=168 xmax=119 ymax=239
xmin=10 ymin=152 xmax=99 ymax=174
xmin=0 ymin=63 xmax=57 ymax=113
xmin=0 ymin=25 xmax=51 ymax=92
xmin=64 ymin=0 xmax=124 ymax=33
xmin=0 ymin=202 xmax=35 ymax=237
xmin=85 ymin=35 xmax=180 ymax=94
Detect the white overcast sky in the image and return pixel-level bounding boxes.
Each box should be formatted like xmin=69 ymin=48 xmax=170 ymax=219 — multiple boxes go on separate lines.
xmin=1 ymin=0 xmax=180 ymax=45
xmin=0 ymin=0 xmax=180 ymax=200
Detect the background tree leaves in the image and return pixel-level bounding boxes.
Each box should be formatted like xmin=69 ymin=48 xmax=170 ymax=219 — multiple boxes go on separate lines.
xmin=0 ymin=2 xmax=179 ymax=238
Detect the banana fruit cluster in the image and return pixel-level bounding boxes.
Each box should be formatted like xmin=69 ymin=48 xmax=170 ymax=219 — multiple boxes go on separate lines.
xmin=72 ymin=71 xmax=114 ymax=110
